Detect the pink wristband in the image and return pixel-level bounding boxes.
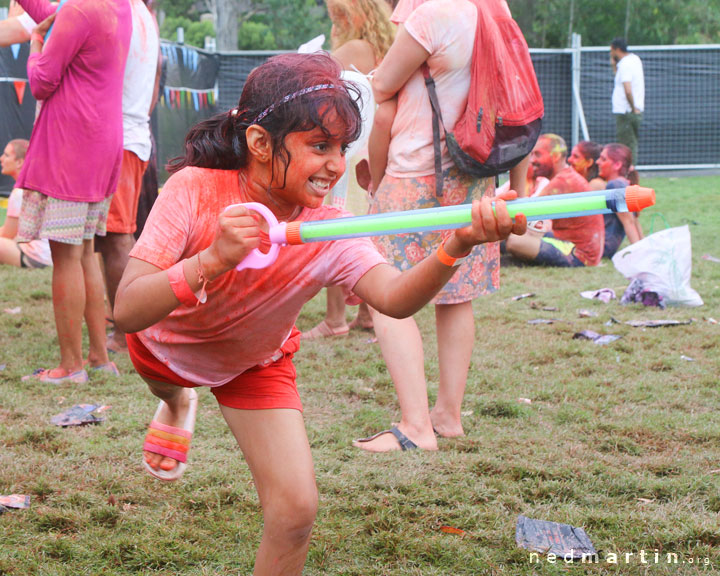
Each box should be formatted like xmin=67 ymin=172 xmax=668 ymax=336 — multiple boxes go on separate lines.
xmin=167 ymin=260 xmax=199 ymax=307
xmin=31 ymin=32 xmax=44 ymax=45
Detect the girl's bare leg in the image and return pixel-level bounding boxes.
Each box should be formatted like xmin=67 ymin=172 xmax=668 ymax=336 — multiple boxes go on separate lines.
xmin=220 ymin=407 xmax=318 ymax=576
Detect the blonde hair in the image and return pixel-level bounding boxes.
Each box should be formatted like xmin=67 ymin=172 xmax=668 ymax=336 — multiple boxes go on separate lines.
xmin=540 ymin=133 xmax=568 ymax=159
xmin=326 ymin=0 xmax=395 ymax=62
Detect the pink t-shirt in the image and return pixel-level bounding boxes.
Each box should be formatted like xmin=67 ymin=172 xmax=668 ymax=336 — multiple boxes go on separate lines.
xmin=386 ymin=0 xmax=477 ymax=178
xmin=130 ymin=167 xmax=386 ymax=387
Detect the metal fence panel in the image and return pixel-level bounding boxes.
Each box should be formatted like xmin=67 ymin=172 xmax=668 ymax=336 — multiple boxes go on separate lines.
xmin=3 ymin=41 xmax=719 ymax=194
xmin=578 ymin=47 xmax=720 ymax=167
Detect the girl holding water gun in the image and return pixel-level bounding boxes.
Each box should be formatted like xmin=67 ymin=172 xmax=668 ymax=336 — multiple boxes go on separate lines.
xmin=113 ymin=52 xmax=524 ymax=576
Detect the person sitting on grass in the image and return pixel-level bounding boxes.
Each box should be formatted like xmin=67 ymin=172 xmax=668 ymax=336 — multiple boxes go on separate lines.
xmin=597 ymin=142 xmax=643 ymax=258
xmin=568 ymin=140 xmax=606 ymax=191
xmin=504 ymin=133 xmax=604 ymax=267
xmin=113 ymin=53 xmax=525 ymax=576
xmin=0 ymin=139 xmax=52 ymax=269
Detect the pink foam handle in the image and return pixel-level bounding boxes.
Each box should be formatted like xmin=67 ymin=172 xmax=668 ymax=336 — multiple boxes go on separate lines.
xmin=150 ymin=420 xmax=192 ymax=439
xmin=143 ymin=441 xmax=188 ymax=463
xmin=223 ymin=202 xmax=282 ymax=271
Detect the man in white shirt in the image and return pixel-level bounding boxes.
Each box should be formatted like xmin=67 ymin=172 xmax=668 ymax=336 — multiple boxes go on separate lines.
xmin=611 ymin=37 xmax=644 ymax=162
xmin=95 ymin=0 xmax=160 ymax=353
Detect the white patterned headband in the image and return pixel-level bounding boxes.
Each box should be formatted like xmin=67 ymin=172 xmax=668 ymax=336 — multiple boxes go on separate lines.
xmin=249 ymin=84 xmax=339 ymax=125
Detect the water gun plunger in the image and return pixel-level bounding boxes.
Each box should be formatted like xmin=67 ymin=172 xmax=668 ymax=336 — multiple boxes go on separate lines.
xmin=230 ymin=185 xmax=655 ymax=271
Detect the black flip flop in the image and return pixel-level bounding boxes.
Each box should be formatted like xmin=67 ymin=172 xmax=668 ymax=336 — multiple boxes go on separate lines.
xmin=355 ymin=426 xmax=418 ymax=451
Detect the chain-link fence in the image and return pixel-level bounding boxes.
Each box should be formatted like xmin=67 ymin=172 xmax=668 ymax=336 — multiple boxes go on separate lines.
xmin=3 ymin=38 xmax=719 ymax=193
xmin=205 ymin=41 xmax=720 ymax=171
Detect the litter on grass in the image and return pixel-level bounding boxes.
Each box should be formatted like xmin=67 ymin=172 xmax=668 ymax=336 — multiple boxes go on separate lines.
xmin=512 ymin=292 xmax=535 ymax=301
xmin=580 ymin=288 xmax=616 ymax=303
xmin=439 ymin=526 xmax=466 ymax=536
xmin=680 ymin=355 xmax=695 ymax=362
xmin=577 ymin=309 xmax=598 ymax=318
xmin=528 ymin=318 xmax=555 ymax=325
xmin=516 ymin=515 xmax=597 ymax=561
xmin=625 ymin=319 xmax=693 ymax=328
xmin=573 ymin=330 xmax=622 ymax=345
xmin=3 ymin=307 xmax=21 ymax=315
xmin=620 ymin=278 xmax=665 ymax=308
xmin=51 ymin=404 xmax=109 ymax=427
xmin=0 ymin=494 xmax=30 ymax=514
xmin=701 ymin=253 xmax=720 ymax=263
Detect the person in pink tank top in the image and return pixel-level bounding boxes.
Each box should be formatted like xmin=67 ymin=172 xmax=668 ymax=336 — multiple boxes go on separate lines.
xmin=16 ymin=0 xmax=132 ymax=383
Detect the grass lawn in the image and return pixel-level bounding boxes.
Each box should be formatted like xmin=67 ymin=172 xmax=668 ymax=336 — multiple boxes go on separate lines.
xmin=0 ymin=175 xmax=718 ymax=575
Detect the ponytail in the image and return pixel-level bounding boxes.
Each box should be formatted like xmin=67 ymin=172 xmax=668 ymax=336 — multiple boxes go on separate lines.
xmin=604 ymin=143 xmax=637 ymax=185
xmin=167 ymin=110 xmax=251 ymax=174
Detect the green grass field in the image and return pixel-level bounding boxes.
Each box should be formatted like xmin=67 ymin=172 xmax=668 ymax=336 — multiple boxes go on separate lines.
xmin=0 ymin=176 xmax=718 ymax=575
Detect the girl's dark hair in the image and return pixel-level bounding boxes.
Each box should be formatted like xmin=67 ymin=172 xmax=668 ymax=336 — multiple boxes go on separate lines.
xmin=575 ymin=140 xmax=602 ymax=181
xmin=604 ymin=143 xmax=639 ymax=185
xmin=167 ymin=53 xmax=362 ymax=185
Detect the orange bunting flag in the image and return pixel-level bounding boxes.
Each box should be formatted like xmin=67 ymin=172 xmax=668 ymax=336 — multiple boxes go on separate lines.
xmin=13 ymin=81 xmax=26 ymax=106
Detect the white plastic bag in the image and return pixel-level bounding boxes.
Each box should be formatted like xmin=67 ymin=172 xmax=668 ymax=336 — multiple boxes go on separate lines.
xmin=612 ymin=225 xmax=703 ymax=307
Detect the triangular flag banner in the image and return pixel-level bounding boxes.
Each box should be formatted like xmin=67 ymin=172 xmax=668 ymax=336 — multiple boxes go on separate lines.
xmin=193 ymin=92 xmax=199 ymax=111
xmin=11 ymin=44 xmax=21 ymax=59
xmin=14 ymin=81 xmax=26 ymax=106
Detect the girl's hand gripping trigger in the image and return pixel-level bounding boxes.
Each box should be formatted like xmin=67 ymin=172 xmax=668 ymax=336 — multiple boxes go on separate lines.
xmin=223 ymin=202 xmax=283 ymax=271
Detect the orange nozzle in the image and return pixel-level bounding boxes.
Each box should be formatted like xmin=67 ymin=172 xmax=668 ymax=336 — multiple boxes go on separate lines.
xmin=624 ymin=185 xmax=655 ymax=213
xmin=285 ymin=221 xmax=303 ymax=245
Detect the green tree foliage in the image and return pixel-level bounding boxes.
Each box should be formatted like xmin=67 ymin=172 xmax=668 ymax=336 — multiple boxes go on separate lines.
xmin=155 ymin=0 xmax=330 ymax=51
xmin=160 ymin=16 xmax=215 ymax=48
xmin=508 ymin=0 xmax=720 ymax=47
xmin=156 ymin=0 xmax=202 ymax=21
xmin=150 ymin=0 xmax=720 ymax=50
xmin=237 ymin=21 xmax=278 ymax=50
xmin=250 ymin=0 xmax=330 ymax=50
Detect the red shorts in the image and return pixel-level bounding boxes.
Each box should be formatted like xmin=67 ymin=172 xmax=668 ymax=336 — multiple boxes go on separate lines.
xmin=106 ymin=150 xmax=149 ymax=234
xmin=126 ymin=329 xmax=303 ymax=411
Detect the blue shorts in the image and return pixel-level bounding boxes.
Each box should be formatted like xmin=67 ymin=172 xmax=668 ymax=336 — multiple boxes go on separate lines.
xmin=533 ymin=232 xmax=585 ymax=267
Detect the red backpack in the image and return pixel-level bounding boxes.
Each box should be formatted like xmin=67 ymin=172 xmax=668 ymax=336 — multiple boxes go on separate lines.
xmin=423 ymin=0 xmax=544 ymax=194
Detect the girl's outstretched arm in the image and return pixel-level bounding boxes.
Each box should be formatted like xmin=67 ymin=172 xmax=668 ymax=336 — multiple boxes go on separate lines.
xmin=353 ymin=195 xmax=526 ymax=318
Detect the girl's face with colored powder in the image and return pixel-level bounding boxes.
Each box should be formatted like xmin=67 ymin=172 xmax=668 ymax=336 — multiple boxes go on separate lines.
xmin=272 ymin=120 xmax=348 ymax=210
xmin=568 ymin=145 xmax=592 ymax=179
xmin=596 ymin=148 xmax=619 ymax=181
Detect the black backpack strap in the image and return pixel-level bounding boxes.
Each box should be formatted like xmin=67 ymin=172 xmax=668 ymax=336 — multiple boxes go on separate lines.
xmin=422 ymin=64 xmax=444 ymax=196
